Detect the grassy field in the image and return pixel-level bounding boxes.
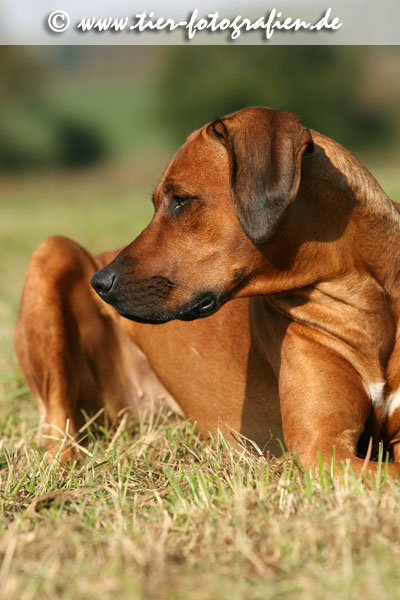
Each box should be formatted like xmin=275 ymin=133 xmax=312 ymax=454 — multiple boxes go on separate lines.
xmin=2 ymin=159 xmax=400 ymax=599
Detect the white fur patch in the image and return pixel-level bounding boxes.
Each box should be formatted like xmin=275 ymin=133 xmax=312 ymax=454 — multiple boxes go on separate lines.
xmin=365 ymin=382 xmax=385 ymax=408
xmin=386 ymin=388 xmax=400 ymax=417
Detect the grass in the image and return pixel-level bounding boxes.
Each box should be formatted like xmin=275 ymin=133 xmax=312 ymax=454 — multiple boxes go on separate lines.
xmin=2 ymin=159 xmax=400 ymax=599
xmin=3 ymin=411 xmax=400 ymax=600
xmin=46 ymin=80 xmax=172 ymax=157
xmin=0 ymin=158 xmax=157 ymax=374
xmin=2 ymin=76 xmax=173 ymax=171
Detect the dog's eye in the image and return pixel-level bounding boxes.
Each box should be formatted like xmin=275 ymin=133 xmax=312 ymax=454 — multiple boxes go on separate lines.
xmin=171 ymin=195 xmax=196 ymax=213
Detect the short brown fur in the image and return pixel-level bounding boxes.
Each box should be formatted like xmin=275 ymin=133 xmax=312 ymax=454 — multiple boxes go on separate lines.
xmin=15 ymin=107 xmax=400 ymax=476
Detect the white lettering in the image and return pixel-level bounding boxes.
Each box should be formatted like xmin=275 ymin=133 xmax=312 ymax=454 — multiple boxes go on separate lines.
xmin=77 ymin=17 xmax=96 ymax=31
xmin=310 ymin=8 xmax=343 ymax=31
xmin=75 ymin=8 xmax=343 ymax=41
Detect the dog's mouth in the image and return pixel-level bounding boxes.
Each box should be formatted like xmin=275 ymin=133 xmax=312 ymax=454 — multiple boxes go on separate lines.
xmin=177 ymin=293 xmax=220 ymax=321
xmin=117 ymin=292 xmax=221 ymax=325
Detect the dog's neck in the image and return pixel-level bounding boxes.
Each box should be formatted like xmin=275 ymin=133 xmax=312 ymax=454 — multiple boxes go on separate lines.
xmin=247 ymin=133 xmax=400 ymax=298
xmin=305 ymin=134 xmax=400 ymax=300
xmin=243 ymin=134 xmax=400 ymax=387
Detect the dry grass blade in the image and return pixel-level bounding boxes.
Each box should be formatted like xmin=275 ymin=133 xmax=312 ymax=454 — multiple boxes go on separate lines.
xmin=360 ymin=436 xmax=373 ymax=479
xmin=105 ymin=412 xmax=129 ymax=455
xmin=24 ymin=490 xmax=77 ymax=515
xmin=78 ymin=408 xmax=105 ymax=434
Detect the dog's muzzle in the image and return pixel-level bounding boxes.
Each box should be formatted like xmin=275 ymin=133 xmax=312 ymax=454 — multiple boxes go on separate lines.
xmin=91 ymin=267 xmax=220 ymax=324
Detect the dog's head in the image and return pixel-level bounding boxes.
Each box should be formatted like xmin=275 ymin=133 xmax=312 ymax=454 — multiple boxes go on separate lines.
xmin=91 ymin=107 xmax=313 ymax=323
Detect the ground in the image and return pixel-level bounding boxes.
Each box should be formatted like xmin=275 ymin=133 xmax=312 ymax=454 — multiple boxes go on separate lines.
xmin=2 ymin=161 xmax=400 ymax=599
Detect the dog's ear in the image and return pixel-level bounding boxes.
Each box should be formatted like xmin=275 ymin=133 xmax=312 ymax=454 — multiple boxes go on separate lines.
xmin=208 ymin=108 xmax=313 ymax=244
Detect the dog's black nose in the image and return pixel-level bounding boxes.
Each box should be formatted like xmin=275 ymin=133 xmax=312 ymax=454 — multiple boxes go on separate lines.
xmin=91 ymin=270 xmax=115 ymax=297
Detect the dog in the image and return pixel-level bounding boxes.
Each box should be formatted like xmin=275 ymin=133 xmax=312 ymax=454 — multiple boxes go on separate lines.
xmin=15 ymin=106 xmax=400 ymax=477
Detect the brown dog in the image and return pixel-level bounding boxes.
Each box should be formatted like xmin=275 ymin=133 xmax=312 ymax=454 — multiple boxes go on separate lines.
xmin=15 ymin=107 xmax=400 ymax=476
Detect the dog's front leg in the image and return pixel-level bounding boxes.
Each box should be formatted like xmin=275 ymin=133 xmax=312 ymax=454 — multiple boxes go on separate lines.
xmin=278 ymin=326 xmax=400 ymax=479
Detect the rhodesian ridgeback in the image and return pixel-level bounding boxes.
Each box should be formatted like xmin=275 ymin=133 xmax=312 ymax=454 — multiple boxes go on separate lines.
xmin=15 ymin=107 xmax=400 ymax=477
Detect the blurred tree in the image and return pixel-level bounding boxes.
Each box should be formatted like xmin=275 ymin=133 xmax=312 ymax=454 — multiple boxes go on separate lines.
xmin=0 ymin=48 xmax=107 ymax=172
xmin=1 ymin=47 xmax=398 ymax=171
xmin=0 ymin=47 xmax=46 ymax=106
xmin=156 ymin=46 xmax=393 ymax=152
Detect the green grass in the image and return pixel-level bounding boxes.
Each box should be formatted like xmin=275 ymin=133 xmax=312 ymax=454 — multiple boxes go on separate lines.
xmin=46 ymin=81 xmax=172 ymax=157
xmin=0 ymin=159 xmax=157 ymax=374
xmin=2 ymin=160 xmax=400 ymax=599
xmin=2 ymin=410 xmax=400 ymax=600
xmin=372 ymin=164 xmax=400 ymax=205
xmin=2 ymin=80 xmax=172 ymax=171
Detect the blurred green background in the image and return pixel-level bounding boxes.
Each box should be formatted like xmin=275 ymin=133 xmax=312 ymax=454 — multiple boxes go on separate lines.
xmin=0 ymin=46 xmax=400 ymax=172
xmin=2 ymin=47 xmax=400 ymax=171
xmin=1 ymin=46 xmax=400 ymax=378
